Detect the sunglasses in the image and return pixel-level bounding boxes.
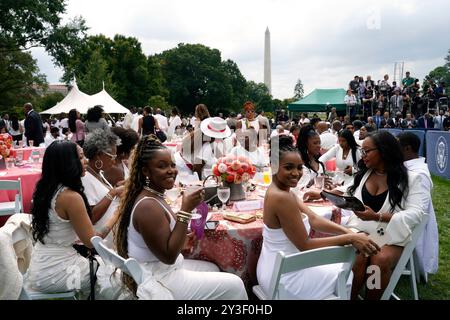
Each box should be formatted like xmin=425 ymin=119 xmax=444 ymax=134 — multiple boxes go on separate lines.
xmin=102 ymin=151 xmax=117 ymax=161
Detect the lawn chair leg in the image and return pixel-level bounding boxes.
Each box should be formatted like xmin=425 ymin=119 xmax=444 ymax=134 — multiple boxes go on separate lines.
xmin=408 ymin=255 xmax=419 ymax=300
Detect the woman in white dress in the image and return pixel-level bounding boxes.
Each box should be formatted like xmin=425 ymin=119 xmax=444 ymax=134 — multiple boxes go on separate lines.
xmin=114 ymin=135 xmax=248 ymax=299
xmin=256 ymin=135 xmax=379 ymax=299
xmin=82 ymin=129 xmax=124 ymax=248
xmin=27 ymin=141 xmax=111 ymax=296
xmin=104 ymin=127 xmax=139 ymax=187
xmin=319 ymin=129 xmax=361 ymax=186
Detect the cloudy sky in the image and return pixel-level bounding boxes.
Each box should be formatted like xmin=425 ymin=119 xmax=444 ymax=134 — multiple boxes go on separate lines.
xmin=33 ymin=0 xmax=450 ymax=100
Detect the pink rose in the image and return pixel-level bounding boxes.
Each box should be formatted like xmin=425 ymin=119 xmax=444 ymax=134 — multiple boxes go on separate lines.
xmin=218 ymin=163 xmax=228 ymax=173
xmin=231 ymin=160 xmax=241 ymax=171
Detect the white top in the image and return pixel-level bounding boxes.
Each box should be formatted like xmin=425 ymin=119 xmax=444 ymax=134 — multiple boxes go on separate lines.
xmin=154 ymin=114 xmax=169 ymax=133
xmin=131 ymin=114 xmax=143 ymax=133
xmin=194 ymin=142 xmax=217 ymax=177
xmin=128 ymin=197 xmax=177 ymax=263
xmin=319 ymin=145 xmax=361 ymax=179
xmin=257 ymin=212 xmax=347 ymax=299
xmin=44 ymin=133 xmax=61 ymax=147
xmin=168 ymin=115 xmax=182 ymax=138
xmin=344 ymin=94 xmax=357 ymax=105
xmin=346 ymin=170 xmax=424 ymax=246
xmin=241 ymin=119 xmax=260 ymax=133
xmin=319 ymin=132 xmax=338 ymax=151
xmin=403 ymin=158 xmax=438 ymax=278
xmin=59 ymin=118 xmax=69 ymax=129
xmin=81 ymin=171 xmax=120 ymax=246
xmin=229 ymin=146 xmax=269 ymax=167
xmin=270 ymin=130 xmax=289 ymax=138
xmin=212 ymin=138 xmax=233 ymax=159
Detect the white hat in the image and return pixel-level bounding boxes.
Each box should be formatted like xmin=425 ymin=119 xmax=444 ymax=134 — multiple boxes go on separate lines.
xmin=200 ymin=117 xmax=231 ymax=139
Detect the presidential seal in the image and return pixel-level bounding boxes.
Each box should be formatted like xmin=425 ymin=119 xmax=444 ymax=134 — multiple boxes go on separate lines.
xmin=435 ymin=136 xmax=448 ymax=174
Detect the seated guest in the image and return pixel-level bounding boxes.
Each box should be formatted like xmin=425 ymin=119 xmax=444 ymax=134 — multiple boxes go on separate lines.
xmin=289 ymin=125 xmax=300 ymax=146
xmin=114 ymin=135 xmax=248 ymax=299
xmin=103 ymin=127 xmax=140 ymax=187
xmin=230 ymin=128 xmax=268 ymax=168
xmin=257 ymin=135 xmax=379 ymax=299
xmin=270 ymin=124 xmax=289 ymax=138
xmin=397 ymin=132 xmax=438 ymax=281
xmin=82 ymin=129 xmax=124 ymax=248
xmin=27 ymin=141 xmax=114 ymax=297
xmin=356 ymin=124 xmax=376 ymax=146
xmin=319 ymin=129 xmax=361 ymax=186
xmin=345 ymin=131 xmax=423 ymax=299
xmin=317 ymin=121 xmax=337 ymax=153
xmin=297 ymin=125 xmax=328 ymax=188
xmin=44 ymin=126 xmax=61 ymax=147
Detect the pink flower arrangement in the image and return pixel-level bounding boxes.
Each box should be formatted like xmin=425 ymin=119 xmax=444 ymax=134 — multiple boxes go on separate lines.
xmin=0 ymin=133 xmax=13 ymax=160
xmin=212 ymin=155 xmax=256 ymax=184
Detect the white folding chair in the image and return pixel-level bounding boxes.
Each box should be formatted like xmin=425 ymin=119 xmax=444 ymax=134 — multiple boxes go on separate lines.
xmin=253 ymin=246 xmax=356 ymax=300
xmin=90 ymin=236 xmax=143 ymax=285
xmin=0 ymin=178 xmax=23 ymax=216
xmin=10 ymin=227 xmax=76 ymax=300
xmin=381 ymin=214 xmax=429 ymax=300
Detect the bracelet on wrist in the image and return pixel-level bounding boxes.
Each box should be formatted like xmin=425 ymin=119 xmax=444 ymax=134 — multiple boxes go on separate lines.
xmin=177 ymin=216 xmax=190 ymax=225
xmin=105 ymin=192 xmax=114 ymax=201
xmin=378 ymin=212 xmax=383 ymax=223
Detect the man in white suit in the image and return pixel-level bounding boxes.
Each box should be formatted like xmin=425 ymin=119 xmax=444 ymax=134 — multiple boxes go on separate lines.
xmin=398 ymin=132 xmax=439 ymax=282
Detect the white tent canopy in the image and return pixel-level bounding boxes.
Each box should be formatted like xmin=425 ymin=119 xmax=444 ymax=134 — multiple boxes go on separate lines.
xmin=41 ymin=81 xmax=129 ymax=114
xmin=40 ymin=82 xmax=93 ymax=114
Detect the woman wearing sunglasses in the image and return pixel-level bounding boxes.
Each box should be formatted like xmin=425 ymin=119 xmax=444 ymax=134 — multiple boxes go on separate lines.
xmin=345 ymin=131 xmax=423 ymax=299
xmin=82 ymin=129 xmax=124 ymax=248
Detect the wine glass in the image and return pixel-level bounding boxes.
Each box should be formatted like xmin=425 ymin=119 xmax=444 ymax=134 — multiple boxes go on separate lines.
xmin=314 ymin=174 xmax=325 ymax=191
xmin=166 ymin=187 xmax=180 ymax=205
xmin=217 ymin=186 xmax=230 ymax=213
xmin=178 ymin=171 xmax=191 ymax=186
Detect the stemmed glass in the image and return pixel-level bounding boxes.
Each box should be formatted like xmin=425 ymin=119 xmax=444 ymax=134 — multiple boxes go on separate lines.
xmin=217 ymin=186 xmax=230 ymax=213
xmin=166 ymin=187 xmax=180 ymax=205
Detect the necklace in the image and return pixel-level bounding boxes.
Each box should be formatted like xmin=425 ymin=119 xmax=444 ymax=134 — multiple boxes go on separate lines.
xmin=87 ymin=166 xmax=113 ymax=189
xmin=374 ymin=170 xmax=386 ymax=176
xmin=143 ymin=185 xmax=165 ymax=198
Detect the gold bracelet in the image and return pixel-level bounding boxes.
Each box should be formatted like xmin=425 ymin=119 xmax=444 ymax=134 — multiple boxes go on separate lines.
xmin=178 ymin=211 xmax=192 ymax=219
xmin=177 ymin=216 xmax=190 ymax=225
xmin=378 ymin=212 xmax=383 ymax=223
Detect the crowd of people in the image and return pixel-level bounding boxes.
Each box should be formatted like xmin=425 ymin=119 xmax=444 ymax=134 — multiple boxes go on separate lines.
xmin=0 ymin=94 xmax=439 ymax=300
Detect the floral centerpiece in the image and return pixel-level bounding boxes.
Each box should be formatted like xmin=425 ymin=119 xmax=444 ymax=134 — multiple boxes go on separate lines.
xmin=212 ymin=155 xmax=256 ymax=201
xmin=0 ymin=133 xmax=13 ymax=169
xmin=212 ymin=155 xmax=257 ymax=184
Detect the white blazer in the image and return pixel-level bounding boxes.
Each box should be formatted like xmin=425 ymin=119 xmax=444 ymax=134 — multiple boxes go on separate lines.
xmin=346 ymin=169 xmax=424 ymax=247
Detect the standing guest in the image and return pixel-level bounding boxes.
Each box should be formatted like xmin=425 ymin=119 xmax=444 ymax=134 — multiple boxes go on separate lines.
xmin=114 ymin=135 xmax=248 ymax=299
xmin=390 ymin=90 xmax=403 ymax=117
xmin=85 ymin=105 xmax=109 ymax=133
xmin=327 ymin=107 xmax=338 ymax=123
xmin=398 ymin=132 xmax=438 ymax=281
xmin=276 ymin=109 xmax=289 ymax=125
xmin=226 ymin=112 xmax=237 ymax=130
xmin=23 ymin=102 xmax=44 ymax=146
xmin=2 ymin=113 xmax=11 ymax=133
xmin=373 ymin=110 xmax=383 ymax=129
xmin=298 ymin=113 xmax=310 ymax=126
xmin=344 ymin=89 xmax=358 ymax=119
xmin=9 ymin=115 xmax=23 ymax=144
xmin=433 ymin=109 xmax=446 ymax=131
xmin=27 ymin=141 xmax=113 ymax=297
xmin=257 ymin=135 xmax=378 ymax=299
xmin=193 ymin=104 xmax=210 ymax=129
xmin=103 ymin=127 xmax=139 ymax=187
xmin=345 ymin=131 xmax=423 ymax=299
xmin=168 ymin=107 xmax=182 ymax=138
xmin=69 ymin=109 xmax=85 ymax=147
xmin=257 ymin=110 xmax=271 ymax=141
xmin=122 ymin=106 xmax=136 ymax=130
xmin=138 ymin=106 xmax=158 ymax=137
xmin=153 ymin=108 xmax=169 ymax=134
xmin=241 ymin=101 xmax=260 ymax=133
xmin=131 ymin=107 xmax=143 ymax=133
xmin=82 ymin=129 xmax=124 ymax=248
xmin=443 ymin=112 xmax=450 ymax=131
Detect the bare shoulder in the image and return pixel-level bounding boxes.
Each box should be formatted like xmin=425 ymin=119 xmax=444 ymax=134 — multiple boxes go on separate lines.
xmin=57 ymin=188 xmax=84 ymax=204
xmin=133 ymin=197 xmax=166 ymax=222
xmin=266 ymin=187 xmax=297 ymax=209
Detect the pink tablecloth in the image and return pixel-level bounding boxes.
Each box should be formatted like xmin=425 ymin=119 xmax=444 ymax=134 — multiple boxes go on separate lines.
xmin=0 ymin=165 xmax=41 ymax=227
xmin=11 ymin=147 xmax=46 ymax=162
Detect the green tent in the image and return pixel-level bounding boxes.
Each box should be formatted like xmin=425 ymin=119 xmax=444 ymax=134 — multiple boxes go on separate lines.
xmin=288 ymin=88 xmax=347 ymax=113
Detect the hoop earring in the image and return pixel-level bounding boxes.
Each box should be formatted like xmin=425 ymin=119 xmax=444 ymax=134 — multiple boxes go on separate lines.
xmin=95 ymin=159 xmax=104 ymax=170
xmin=145 ymin=176 xmax=150 ymax=187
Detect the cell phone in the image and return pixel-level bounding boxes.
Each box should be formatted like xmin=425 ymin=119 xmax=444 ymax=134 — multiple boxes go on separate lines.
xmin=204 ymin=220 xmax=219 ymax=230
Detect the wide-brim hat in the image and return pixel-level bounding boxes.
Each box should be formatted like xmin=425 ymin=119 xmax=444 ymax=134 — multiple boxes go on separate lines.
xmin=200 ymin=117 xmax=231 ymax=139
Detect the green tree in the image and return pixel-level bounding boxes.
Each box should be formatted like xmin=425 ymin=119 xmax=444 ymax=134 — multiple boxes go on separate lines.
xmin=159 ymin=43 xmax=247 ymax=115
xmin=0 ymin=0 xmax=87 ymax=67
xmin=244 ymin=81 xmax=273 ymax=111
xmin=294 ymin=79 xmax=304 ymax=99
xmin=32 ymin=92 xmax=65 ymax=112
xmin=423 ymin=49 xmax=450 ymax=92
xmin=147 ymin=55 xmax=169 ymax=99
xmin=77 ymin=49 xmax=118 ymax=97
xmin=0 ymin=50 xmax=47 ymax=113
xmin=148 ymin=95 xmax=171 ymax=113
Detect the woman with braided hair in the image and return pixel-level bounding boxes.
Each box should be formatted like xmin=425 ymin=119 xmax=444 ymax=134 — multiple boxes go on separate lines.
xmin=114 ymin=135 xmax=248 ymax=299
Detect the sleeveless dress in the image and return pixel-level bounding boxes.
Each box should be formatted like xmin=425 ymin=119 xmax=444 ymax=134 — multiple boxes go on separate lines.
xmin=256 ymin=214 xmax=352 ymax=299
xmin=128 ymin=196 xmax=248 ymax=300
xmin=26 ymin=186 xmax=91 ymax=295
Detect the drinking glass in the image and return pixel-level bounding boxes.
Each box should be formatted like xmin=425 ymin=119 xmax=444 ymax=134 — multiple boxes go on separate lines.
xmin=262 ymin=167 xmax=272 ymax=185
xmin=185 ymin=185 xmax=203 ymax=219
xmin=166 ymin=187 xmax=180 ymax=204
xmin=217 ymin=186 xmax=230 ymax=212
xmin=28 ymin=140 xmax=34 ymax=147
xmin=314 ymin=175 xmax=325 ymax=190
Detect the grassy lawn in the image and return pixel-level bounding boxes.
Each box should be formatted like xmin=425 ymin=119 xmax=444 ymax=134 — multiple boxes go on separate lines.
xmin=395 ymin=175 xmax=450 ymax=299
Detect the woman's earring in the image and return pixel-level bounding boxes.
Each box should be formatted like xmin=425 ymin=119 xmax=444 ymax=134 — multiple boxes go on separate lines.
xmin=95 ymin=159 xmax=104 ymax=170
xmin=145 ymin=176 xmax=150 ymax=187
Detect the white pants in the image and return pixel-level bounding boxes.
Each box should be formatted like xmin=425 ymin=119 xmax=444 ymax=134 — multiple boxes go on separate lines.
xmin=138 ymin=256 xmax=248 ymax=300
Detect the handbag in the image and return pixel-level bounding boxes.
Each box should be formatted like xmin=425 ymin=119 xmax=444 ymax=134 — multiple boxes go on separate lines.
xmin=203 ymin=175 xmax=221 ymax=206
xmin=155 ymin=130 xmax=167 ymax=142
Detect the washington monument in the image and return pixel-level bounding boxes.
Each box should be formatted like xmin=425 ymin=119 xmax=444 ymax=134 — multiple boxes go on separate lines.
xmin=264 ymin=27 xmax=272 ymax=95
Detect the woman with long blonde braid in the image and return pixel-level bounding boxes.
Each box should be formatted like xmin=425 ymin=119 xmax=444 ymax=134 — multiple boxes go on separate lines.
xmin=115 ymin=135 xmax=248 ymax=299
